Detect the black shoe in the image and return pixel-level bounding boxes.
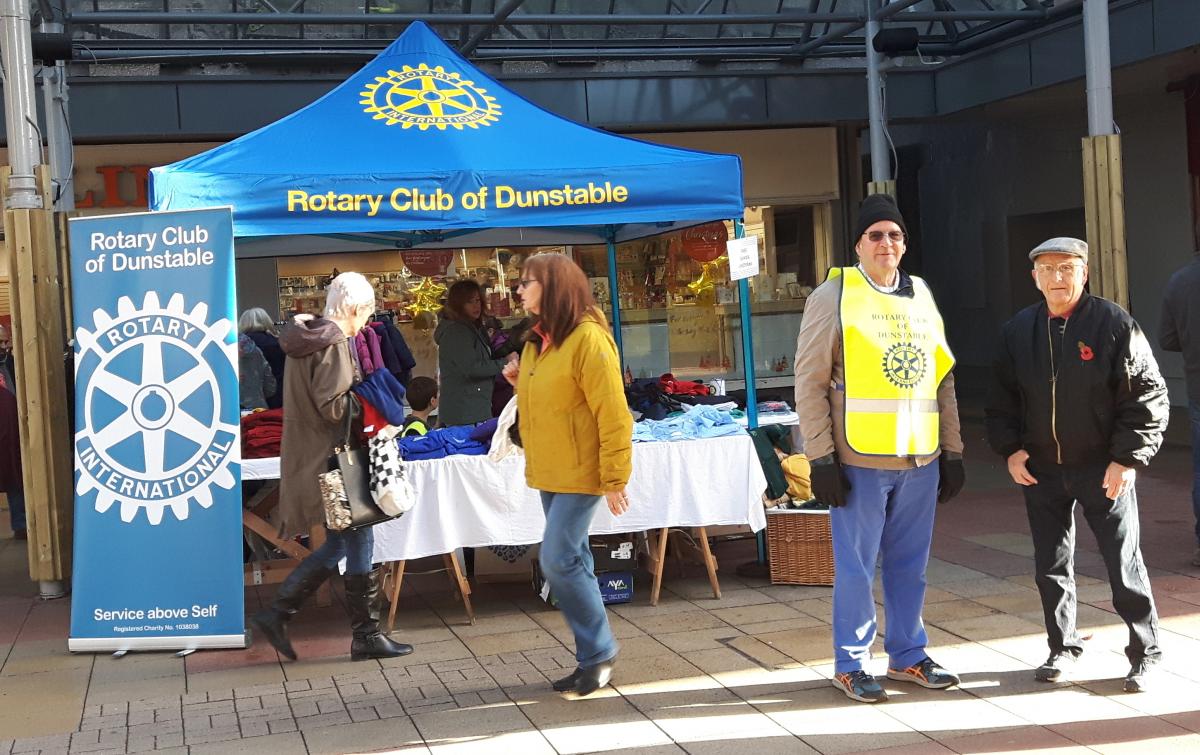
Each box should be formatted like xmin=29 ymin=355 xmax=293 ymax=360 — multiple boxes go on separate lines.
xmin=248 ymin=557 xmax=334 ymax=661
xmin=553 ymin=668 xmax=582 ymax=692
xmin=574 ymin=658 xmax=616 ymax=697
xmin=1034 ymin=651 xmax=1079 ymax=683
xmin=345 ymin=573 xmax=413 ymax=661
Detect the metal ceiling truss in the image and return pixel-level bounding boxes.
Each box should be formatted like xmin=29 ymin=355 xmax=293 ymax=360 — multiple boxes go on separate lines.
xmin=66 ymin=0 xmax=1088 ymax=65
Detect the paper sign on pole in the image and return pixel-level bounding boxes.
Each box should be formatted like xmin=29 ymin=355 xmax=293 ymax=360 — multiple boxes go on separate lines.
xmin=727 ymin=236 xmax=760 ymax=281
xmin=67 ymin=207 xmax=245 ymax=652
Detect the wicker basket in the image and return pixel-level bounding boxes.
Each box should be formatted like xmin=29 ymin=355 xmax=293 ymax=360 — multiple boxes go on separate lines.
xmin=766 ymin=508 xmax=834 ymax=586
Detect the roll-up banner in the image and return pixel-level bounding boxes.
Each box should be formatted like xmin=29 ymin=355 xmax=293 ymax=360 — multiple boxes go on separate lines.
xmin=67 ymin=207 xmax=245 ymax=652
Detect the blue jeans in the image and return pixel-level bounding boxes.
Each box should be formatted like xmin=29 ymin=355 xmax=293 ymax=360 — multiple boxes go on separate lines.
xmin=1192 ymin=401 xmax=1200 ymax=545
xmin=309 ymin=526 xmax=374 ymax=576
xmin=539 ymin=491 xmax=618 ymax=667
xmin=6 ymin=486 xmax=25 ymax=532
xmin=831 ymin=463 xmax=939 ymax=673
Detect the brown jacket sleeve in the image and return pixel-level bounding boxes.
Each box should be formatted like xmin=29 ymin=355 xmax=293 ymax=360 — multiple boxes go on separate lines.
xmin=793 ymin=281 xmax=840 ymax=461
xmin=937 ymin=371 xmax=964 ymax=454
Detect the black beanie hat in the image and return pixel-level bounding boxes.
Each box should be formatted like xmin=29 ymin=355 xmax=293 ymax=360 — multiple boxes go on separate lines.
xmin=855 ymin=193 xmax=907 ymax=241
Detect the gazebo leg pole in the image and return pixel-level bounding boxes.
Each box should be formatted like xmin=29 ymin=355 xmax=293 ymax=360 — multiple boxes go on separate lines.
xmin=604 ymin=225 xmax=625 ymax=366
xmin=732 ymin=218 xmax=770 ymax=578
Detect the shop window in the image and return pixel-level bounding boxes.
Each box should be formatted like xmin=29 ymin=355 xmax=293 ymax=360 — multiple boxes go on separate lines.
xmin=269 ymin=202 xmax=830 ymax=387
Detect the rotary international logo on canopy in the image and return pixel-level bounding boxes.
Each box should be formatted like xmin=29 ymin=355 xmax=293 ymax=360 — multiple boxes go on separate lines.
xmin=360 ymin=63 xmax=502 ymax=130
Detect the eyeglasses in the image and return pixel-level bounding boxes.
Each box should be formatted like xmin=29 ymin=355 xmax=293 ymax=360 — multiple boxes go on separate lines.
xmin=517 ymin=278 xmax=538 ymax=289
xmin=1034 ymin=262 xmax=1083 ymax=276
xmin=864 ymin=230 xmax=905 ymax=243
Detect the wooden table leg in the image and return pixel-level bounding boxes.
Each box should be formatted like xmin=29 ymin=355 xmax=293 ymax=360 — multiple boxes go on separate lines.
xmin=387 ymin=560 xmax=406 ymax=633
xmin=309 ymin=526 xmax=332 ymax=607
xmin=443 ymin=552 xmax=476 ymax=625
xmin=696 ymin=527 xmax=722 ymax=600
xmin=650 ymin=527 xmax=669 ymax=607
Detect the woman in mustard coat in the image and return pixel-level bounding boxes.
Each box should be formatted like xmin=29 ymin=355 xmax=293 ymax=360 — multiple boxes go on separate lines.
xmin=503 ymin=253 xmax=633 ymax=696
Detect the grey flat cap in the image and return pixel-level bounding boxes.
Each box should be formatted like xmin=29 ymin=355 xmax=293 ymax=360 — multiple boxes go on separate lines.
xmin=1029 ymin=237 xmax=1088 ymax=262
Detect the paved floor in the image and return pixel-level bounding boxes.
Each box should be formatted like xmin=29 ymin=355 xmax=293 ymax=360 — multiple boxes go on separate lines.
xmin=3 ymin=420 xmax=1200 ymax=754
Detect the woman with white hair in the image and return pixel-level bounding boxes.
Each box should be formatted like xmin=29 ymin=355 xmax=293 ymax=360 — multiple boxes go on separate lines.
xmin=239 ymin=307 xmax=285 ymax=409
xmin=250 ymin=272 xmax=411 ymax=662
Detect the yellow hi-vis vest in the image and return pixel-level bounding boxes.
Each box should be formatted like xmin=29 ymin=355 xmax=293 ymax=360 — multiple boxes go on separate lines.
xmin=830 ymin=267 xmax=955 ymax=457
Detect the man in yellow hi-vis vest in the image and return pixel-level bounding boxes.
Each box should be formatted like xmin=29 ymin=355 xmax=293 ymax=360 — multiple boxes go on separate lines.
xmin=794 ymin=194 xmax=965 ymax=704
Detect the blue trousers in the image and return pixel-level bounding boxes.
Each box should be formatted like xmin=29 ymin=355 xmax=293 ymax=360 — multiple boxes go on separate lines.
xmin=1191 ymin=401 xmax=1200 ymax=545
xmin=309 ymin=526 xmax=374 ymax=576
xmin=831 ymin=463 xmax=939 ymax=674
xmin=6 ymin=486 xmax=24 ymax=532
xmin=539 ymin=491 xmax=618 ymax=667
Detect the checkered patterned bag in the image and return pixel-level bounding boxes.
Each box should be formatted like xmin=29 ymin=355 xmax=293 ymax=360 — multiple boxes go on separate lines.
xmin=368 ymin=425 xmax=415 ymax=518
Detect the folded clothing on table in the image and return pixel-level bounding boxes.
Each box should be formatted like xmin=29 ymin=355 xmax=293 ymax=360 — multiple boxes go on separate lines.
xmin=398 ymin=424 xmax=490 ymax=460
xmin=632 ymin=404 xmax=745 ymax=443
xmin=241 ymin=408 xmax=283 ymax=459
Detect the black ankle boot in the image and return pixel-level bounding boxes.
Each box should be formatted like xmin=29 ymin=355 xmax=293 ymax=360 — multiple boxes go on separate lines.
xmin=553 ymin=668 xmax=582 ymax=692
xmin=575 ymin=657 xmax=617 ymax=696
xmin=344 ymin=572 xmax=413 ymax=661
xmin=249 ymin=557 xmax=334 ymax=661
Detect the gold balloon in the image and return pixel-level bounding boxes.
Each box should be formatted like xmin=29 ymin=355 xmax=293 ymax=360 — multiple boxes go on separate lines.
xmin=408 ymin=277 xmax=447 ymax=316
xmin=687 ymin=257 xmax=725 ymax=304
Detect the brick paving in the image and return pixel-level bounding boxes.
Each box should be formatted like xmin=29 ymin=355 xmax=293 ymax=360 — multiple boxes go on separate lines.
xmin=2 ymin=420 xmax=1200 ymax=753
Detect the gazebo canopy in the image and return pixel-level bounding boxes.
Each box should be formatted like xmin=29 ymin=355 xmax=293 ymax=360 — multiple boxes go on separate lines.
xmin=150 ymin=21 xmax=744 ymax=252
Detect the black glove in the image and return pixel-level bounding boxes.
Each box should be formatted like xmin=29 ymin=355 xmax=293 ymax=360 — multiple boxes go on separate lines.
xmin=809 ymin=455 xmax=849 ymax=508
xmin=938 ymin=456 xmax=965 ymax=504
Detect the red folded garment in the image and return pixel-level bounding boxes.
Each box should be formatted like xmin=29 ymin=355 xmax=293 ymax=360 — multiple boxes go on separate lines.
xmin=659 ymin=372 xmax=711 ymax=396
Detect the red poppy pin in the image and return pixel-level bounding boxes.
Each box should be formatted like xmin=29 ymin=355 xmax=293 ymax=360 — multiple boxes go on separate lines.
xmin=1078 ymin=341 xmax=1094 ymax=361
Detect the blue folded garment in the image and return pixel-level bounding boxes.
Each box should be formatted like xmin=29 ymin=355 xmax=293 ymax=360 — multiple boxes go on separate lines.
xmin=399 ymin=424 xmax=489 ymax=460
xmin=631 ymin=404 xmax=745 ymax=443
xmin=352 ymin=369 xmax=408 ymax=426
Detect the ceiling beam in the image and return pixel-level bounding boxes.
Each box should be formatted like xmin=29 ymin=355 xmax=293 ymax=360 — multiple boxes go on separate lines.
xmin=459 ymin=0 xmax=527 ymax=55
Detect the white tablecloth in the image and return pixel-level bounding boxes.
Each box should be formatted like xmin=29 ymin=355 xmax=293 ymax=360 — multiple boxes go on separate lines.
xmin=242 ymin=434 xmax=767 ymax=562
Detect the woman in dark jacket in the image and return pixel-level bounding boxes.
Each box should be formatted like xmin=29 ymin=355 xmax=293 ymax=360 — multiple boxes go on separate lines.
xmin=434 ymin=280 xmax=514 ymax=426
xmin=249 ymin=273 xmax=410 ymax=663
xmin=239 ymin=307 xmax=285 ymax=409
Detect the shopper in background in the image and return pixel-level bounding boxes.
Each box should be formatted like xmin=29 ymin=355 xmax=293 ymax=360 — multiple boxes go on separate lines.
xmin=793 ymin=194 xmax=965 ymax=704
xmin=240 ymin=307 xmax=285 ymax=409
xmin=987 ymin=237 xmax=1167 ymax=692
xmin=401 ymin=376 xmax=438 ymax=437
xmin=0 ymin=325 xmax=15 ymax=394
xmin=1158 ymin=243 xmax=1200 ymax=567
xmin=250 ymin=272 xmax=411 ymax=663
xmin=238 ymin=334 xmax=277 ymax=411
xmin=435 ymin=280 xmax=515 ymax=427
xmin=503 ymin=253 xmax=632 ymax=697
xmin=0 ymin=364 xmax=25 ymax=540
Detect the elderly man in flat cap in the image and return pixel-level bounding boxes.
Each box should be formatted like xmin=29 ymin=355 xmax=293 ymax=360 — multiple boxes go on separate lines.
xmin=986 ymin=238 xmax=1168 ymax=692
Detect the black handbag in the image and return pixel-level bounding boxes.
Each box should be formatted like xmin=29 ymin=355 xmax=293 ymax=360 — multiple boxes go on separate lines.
xmin=319 ymin=396 xmax=394 ymax=531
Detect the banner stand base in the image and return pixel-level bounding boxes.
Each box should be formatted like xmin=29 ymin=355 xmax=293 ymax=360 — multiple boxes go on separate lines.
xmin=68 ymin=633 xmax=247 ymax=653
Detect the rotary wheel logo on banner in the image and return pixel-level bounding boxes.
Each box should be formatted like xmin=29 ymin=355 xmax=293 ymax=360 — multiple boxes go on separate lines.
xmin=360 ymin=63 xmax=502 ymax=130
xmin=73 ymin=292 xmax=239 ymax=525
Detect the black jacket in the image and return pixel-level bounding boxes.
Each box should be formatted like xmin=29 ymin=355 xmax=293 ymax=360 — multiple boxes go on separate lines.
xmin=985 ymin=293 xmax=1169 ymax=468
xmin=1159 ymin=257 xmax=1200 ymax=403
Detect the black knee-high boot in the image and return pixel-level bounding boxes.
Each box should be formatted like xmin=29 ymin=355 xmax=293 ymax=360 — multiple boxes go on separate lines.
xmin=345 ymin=572 xmax=413 ymax=661
xmin=249 ymin=557 xmax=334 ymax=661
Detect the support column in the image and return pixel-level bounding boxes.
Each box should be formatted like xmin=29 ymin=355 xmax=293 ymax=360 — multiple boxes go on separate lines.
xmin=5 ymin=167 xmax=73 ymax=594
xmin=2 ymin=1 xmax=72 ymax=594
xmin=864 ymin=0 xmax=895 ymax=198
xmin=40 ymin=19 xmax=75 ymax=333
xmin=1081 ymin=0 xmax=1127 ymax=309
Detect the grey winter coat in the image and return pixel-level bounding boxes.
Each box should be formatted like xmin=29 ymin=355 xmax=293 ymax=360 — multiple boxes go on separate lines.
xmin=434 ymin=317 xmax=504 ymax=427
xmin=238 ymin=335 xmax=277 ymax=411
xmin=277 ymin=317 xmax=360 ymax=536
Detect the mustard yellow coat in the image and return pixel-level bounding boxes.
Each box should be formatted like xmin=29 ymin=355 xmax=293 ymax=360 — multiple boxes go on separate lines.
xmin=516 ymin=318 xmax=633 ymax=495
